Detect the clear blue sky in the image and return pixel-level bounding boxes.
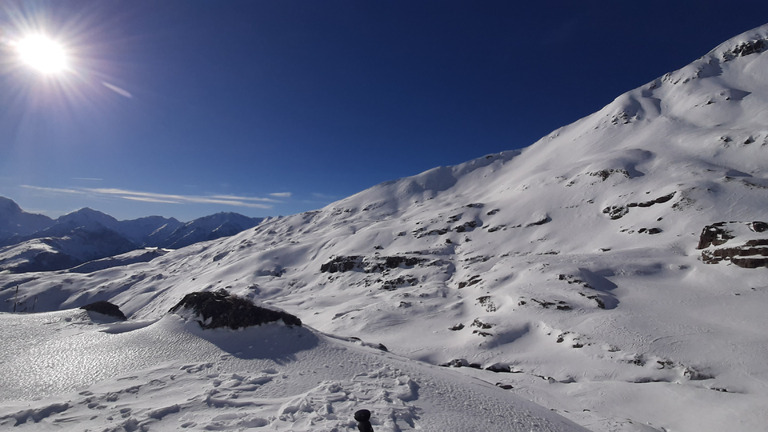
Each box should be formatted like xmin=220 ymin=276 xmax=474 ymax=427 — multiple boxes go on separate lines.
xmin=1 ymin=0 xmax=767 ymax=221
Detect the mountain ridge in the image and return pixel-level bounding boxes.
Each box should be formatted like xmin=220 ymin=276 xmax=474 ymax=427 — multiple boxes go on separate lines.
xmin=0 ymin=200 xmax=263 ymax=272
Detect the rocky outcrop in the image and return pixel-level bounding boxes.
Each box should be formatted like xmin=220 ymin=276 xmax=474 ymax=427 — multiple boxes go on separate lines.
xmin=698 ymin=221 xmax=768 ymax=268
xmin=602 ymin=192 xmax=676 ymax=220
xmin=723 ymin=38 xmax=767 ymax=60
xmin=169 ymin=289 xmax=301 ymax=329
xmin=81 ymin=301 xmax=127 ymax=320
xmin=320 ymin=255 xmax=427 ymax=273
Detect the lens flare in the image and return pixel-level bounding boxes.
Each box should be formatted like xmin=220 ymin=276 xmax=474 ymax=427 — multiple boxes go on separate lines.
xmin=14 ymin=34 xmax=68 ymax=74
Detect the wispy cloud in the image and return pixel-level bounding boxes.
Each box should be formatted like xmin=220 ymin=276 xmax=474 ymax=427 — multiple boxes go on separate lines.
xmin=101 ymin=81 xmax=133 ymax=98
xmin=21 ymin=185 xmax=283 ymax=209
xmin=269 ymin=192 xmax=292 ymax=198
xmin=210 ymin=194 xmax=279 ymax=203
xmin=22 ymin=185 xmax=87 ymax=195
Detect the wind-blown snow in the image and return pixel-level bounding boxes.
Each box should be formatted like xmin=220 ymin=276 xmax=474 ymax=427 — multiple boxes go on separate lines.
xmin=2 ymin=23 xmax=768 ymax=432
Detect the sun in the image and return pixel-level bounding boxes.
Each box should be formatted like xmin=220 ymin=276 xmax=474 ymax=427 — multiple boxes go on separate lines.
xmin=13 ymin=34 xmax=69 ymax=75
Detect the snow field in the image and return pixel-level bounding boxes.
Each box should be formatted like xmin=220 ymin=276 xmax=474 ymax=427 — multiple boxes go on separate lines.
xmin=0 ymin=310 xmax=587 ymax=431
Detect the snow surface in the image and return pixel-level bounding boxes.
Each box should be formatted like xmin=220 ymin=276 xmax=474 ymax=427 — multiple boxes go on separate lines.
xmin=2 ymin=23 xmax=768 ymax=432
xmin=0 ymin=310 xmax=585 ymax=431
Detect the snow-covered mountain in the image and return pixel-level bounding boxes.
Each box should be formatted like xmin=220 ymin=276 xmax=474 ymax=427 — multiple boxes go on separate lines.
xmin=159 ymin=212 xmax=264 ymax=249
xmin=2 ymin=24 xmax=768 ymax=432
xmin=0 ymin=196 xmax=55 ymax=239
xmin=0 ymin=202 xmax=263 ymax=272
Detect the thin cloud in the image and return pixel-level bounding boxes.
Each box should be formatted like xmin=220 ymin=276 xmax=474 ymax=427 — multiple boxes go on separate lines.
xmin=102 ymin=81 xmax=133 ymax=98
xmin=211 ymin=194 xmax=279 ymax=203
xmin=85 ymin=188 xmax=274 ymax=209
xmin=269 ymin=192 xmax=292 ymax=198
xmin=22 ymin=185 xmax=87 ymax=195
xmin=120 ymin=195 xmax=180 ymax=204
xmin=22 ymin=185 xmax=274 ymax=209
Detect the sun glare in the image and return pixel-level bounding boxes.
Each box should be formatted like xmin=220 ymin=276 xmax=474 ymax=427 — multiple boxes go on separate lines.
xmin=14 ymin=34 xmax=69 ymax=75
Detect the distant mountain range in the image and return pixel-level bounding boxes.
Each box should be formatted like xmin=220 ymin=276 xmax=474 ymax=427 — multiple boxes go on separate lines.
xmin=0 ymin=196 xmax=263 ymax=273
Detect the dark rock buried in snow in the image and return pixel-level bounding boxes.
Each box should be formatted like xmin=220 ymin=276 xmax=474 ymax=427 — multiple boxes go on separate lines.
xmin=439 ymin=358 xmax=482 ymax=369
xmin=81 ymin=301 xmax=127 ymax=320
xmin=485 ymin=363 xmax=512 ymax=373
xmin=169 ymin=289 xmax=301 ymax=329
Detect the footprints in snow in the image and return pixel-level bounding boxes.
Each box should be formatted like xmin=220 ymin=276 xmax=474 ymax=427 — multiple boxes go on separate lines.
xmin=0 ymin=359 xmax=425 ymax=431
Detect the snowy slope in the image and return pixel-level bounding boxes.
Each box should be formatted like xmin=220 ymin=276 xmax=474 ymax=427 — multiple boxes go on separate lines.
xmin=0 ymin=309 xmax=586 ymax=431
xmin=1 ymin=24 xmax=768 ymax=432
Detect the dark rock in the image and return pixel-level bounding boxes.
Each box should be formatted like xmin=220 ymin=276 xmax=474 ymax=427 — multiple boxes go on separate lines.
xmin=476 ymin=295 xmax=497 ymax=312
xmin=381 ymin=256 xmax=424 ymax=269
xmin=458 ymin=275 xmax=482 ymax=289
xmin=485 ymin=363 xmax=512 ymax=373
xmin=602 ymin=205 xmax=628 ymax=220
xmin=81 ymin=301 xmax=127 ymax=320
xmin=321 ymin=255 xmax=427 ymax=274
xmin=526 ymin=215 xmax=551 ymax=227
xmin=731 ymin=256 xmax=768 ymax=268
xmin=589 ymin=169 xmax=630 ymax=181
xmin=380 ymin=276 xmax=419 ymax=291
xmin=471 ymin=318 xmax=493 ymax=329
xmin=169 ymin=289 xmax=301 ymax=329
xmin=698 ymin=221 xmax=768 ymax=268
xmin=697 ymin=222 xmax=734 ymax=249
xmin=440 ymin=358 xmax=469 ymax=368
xmin=427 ymin=228 xmax=450 ymax=236
xmin=604 ymin=192 xmax=676 ymax=220
xmin=454 ymin=221 xmax=479 ymax=232
xmin=320 ymin=256 xmax=364 ymax=273
xmin=724 ymin=39 xmax=767 ymax=60
xmin=531 ymin=298 xmax=556 ymax=308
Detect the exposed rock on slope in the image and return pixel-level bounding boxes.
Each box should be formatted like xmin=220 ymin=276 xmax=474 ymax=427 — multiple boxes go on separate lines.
xmin=698 ymin=221 xmax=768 ymax=268
xmin=169 ymin=290 xmax=302 ymax=329
xmin=81 ymin=300 xmax=128 ymax=320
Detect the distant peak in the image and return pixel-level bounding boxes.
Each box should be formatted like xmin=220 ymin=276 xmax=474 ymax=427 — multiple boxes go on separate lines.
xmin=0 ymin=196 xmax=22 ymax=214
xmin=57 ymin=207 xmax=119 ymax=227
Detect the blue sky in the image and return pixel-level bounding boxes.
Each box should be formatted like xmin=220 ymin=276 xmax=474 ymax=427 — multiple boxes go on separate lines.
xmin=1 ymin=0 xmax=767 ymax=221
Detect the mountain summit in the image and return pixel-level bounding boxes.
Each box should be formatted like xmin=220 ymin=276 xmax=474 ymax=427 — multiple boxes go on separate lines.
xmin=1 ymin=24 xmax=768 ymax=432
